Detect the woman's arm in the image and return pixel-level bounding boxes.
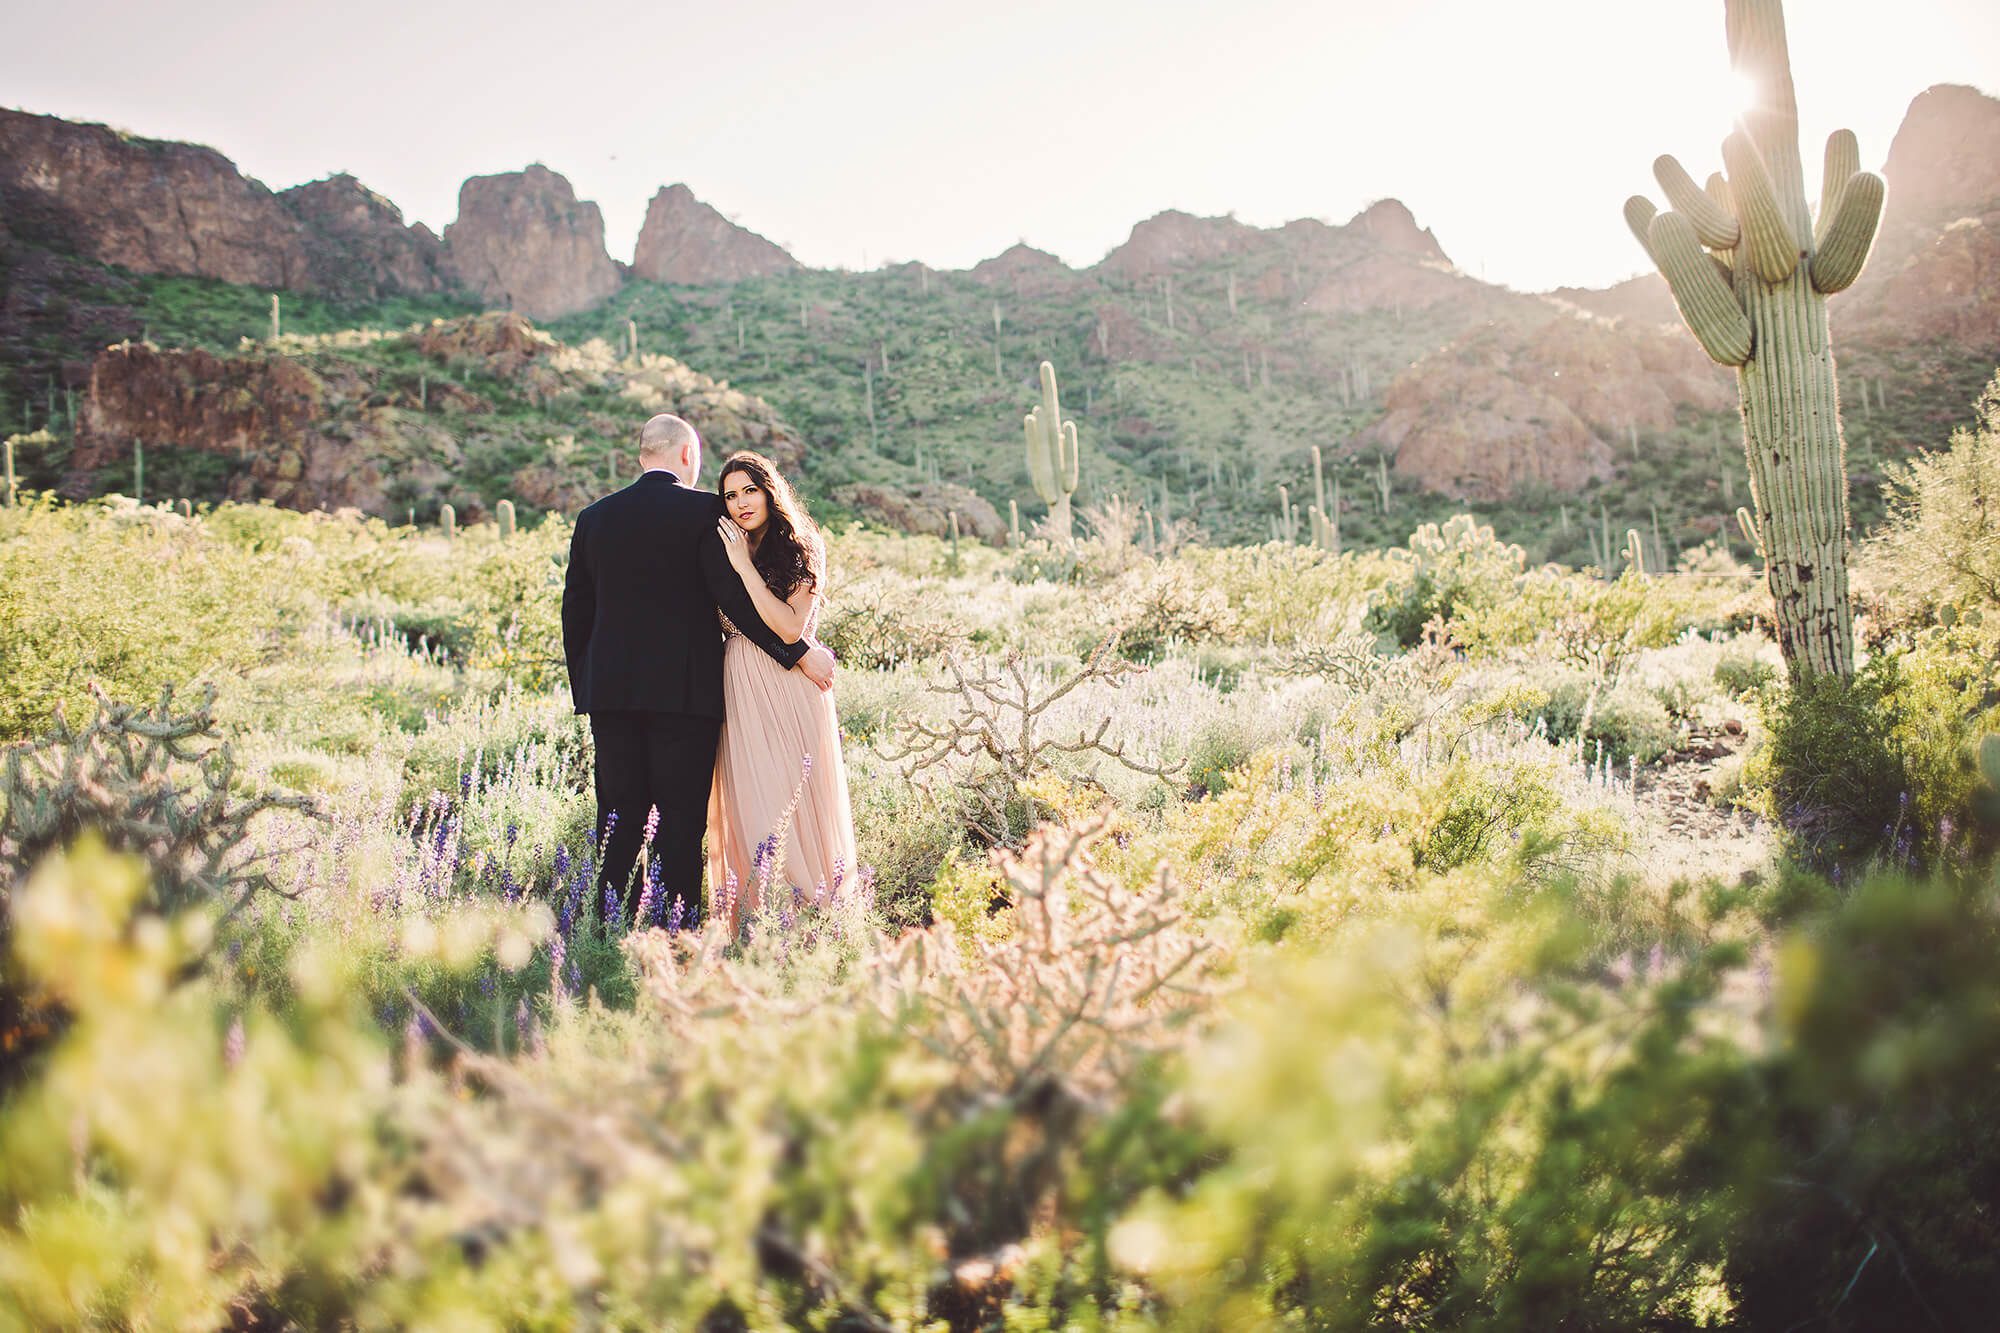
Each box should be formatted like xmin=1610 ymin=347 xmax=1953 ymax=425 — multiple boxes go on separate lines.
xmin=719 ymin=518 xmax=816 ymax=643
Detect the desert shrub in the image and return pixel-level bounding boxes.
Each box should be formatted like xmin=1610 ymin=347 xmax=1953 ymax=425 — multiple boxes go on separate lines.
xmin=1754 ymin=628 xmax=1999 ymax=873
xmin=1113 ymin=561 xmax=1238 ymax=662
xmin=1365 ymin=514 xmax=1527 ymax=647
xmin=1533 ymin=667 xmax=1681 ymax=766
xmin=1172 ymin=541 xmax=1394 ymax=645
xmin=0 ymin=499 xmax=317 ymax=740
xmin=1109 ymin=869 xmax=1751 ymax=1330
xmin=1 ymin=687 xmax=313 ymax=1084
xmin=815 ymin=571 xmax=973 ymax=668
xmin=1860 ymin=368 xmax=2000 ymax=629
xmin=1725 ymin=870 xmax=2000 ymax=1330
xmin=1712 ymin=632 xmax=1781 ymax=696
xmin=1752 ymin=661 xmax=1907 ymax=874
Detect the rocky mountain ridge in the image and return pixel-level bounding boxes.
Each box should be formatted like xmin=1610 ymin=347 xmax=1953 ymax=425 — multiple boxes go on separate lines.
xmin=3 ymin=82 xmax=1995 ymax=540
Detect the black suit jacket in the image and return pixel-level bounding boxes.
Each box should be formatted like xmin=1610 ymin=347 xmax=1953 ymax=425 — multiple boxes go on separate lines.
xmin=561 ymin=470 xmax=807 ymax=717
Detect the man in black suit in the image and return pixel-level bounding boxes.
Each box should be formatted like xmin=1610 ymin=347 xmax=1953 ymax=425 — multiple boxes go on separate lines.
xmin=561 ymin=413 xmax=834 ymax=925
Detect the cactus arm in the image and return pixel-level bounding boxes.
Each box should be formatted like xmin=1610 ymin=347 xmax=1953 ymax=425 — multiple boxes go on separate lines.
xmin=1817 ymin=128 xmax=1861 ymax=231
xmin=1810 ymin=170 xmax=1884 ymax=294
xmin=1648 ymin=213 xmax=1754 ymax=365
xmin=1623 ymin=196 xmax=1661 ymax=260
xmin=1722 ymin=131 xmax=1801 ymax=283
xmin=1060 ymin=420 xmax=1079 ymax=491
xmin=1704 ymin=173 xmax=1738 ymax=269
xmin=1025 ymin=413 xmax=1056 ymax=501
xmin=1655 ymin=154 xmax=1740 ymax=249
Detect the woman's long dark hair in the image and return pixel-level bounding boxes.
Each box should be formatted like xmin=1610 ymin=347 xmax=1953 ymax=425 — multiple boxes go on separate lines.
xmin=718 ymin=451 xmax=823 ymax=600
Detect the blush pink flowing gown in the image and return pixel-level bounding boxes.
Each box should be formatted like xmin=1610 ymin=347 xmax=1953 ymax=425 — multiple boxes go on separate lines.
xmin=706 ymin=601 xmax=860 ymax=931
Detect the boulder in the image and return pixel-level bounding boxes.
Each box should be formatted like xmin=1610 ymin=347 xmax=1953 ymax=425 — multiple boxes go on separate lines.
xmin=833 ymin=481 xmax=1007 ymax=545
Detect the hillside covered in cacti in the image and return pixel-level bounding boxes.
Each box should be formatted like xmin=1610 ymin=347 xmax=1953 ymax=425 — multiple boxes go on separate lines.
xmin=3 ymin=81 xmax=1997 ymax=565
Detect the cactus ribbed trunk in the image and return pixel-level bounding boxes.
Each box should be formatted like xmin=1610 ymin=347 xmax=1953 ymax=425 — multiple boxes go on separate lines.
xmin=1737 ymin=265 xmax=1852 ymax=675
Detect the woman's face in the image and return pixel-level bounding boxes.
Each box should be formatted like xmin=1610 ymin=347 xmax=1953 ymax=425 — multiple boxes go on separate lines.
xmin=720 ymin=469 xmax=770 ymax=533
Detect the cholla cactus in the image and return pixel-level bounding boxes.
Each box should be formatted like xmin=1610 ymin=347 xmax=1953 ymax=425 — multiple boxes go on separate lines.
xmin=496 ymin=498 xmax=516 ymax=540
xmin=1023 ymin=361 xmax=1080 ymax=542
xmin=439 ymin=503 xmax=456 ymax=540
xmin=1624 ymin=0 xmax=1882 ymax=678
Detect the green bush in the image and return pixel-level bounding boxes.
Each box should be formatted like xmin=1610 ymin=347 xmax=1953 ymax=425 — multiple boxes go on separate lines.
xmin=1364 ymin=514 xmax=1527 ymax=647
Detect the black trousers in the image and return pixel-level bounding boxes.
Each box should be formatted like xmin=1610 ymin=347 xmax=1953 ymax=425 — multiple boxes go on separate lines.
xmin=588 ymin=710 xmax=721 ymax=926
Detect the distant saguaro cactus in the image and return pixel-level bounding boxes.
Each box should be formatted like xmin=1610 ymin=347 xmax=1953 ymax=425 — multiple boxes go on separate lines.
xmin=1624 ymin=528 xmax=1650 ymax=577
xmin=1309 ymin=446 xmax=1340 ymax=552
xmin=496 ymin=499 xmax=517 ymax=539
xmin=439 ymin=503 xmax=456 ymax=540
xmin=1624 ymin=0 xmax=1882 ymax=679
xmin=1024 ymin=361 xmax=1080 ymax=542
xmin=2 ymin=435 xmax=14 ymax=506
xmin=177 ymin=498 xmax=193 ymax=520
xmin=1008 ymin=499 xmax=1021 ymax=549
xmin=133 ymin=440 xmax=144 ymax=503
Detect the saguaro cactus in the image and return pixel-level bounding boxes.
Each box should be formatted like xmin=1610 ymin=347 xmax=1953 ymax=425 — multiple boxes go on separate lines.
xmin=1624 ymin=0 xmax=1882 ymax=679
xmin=1024 ymin=360 xmax=1080 ymax=541
xmin=496 ymin=498 xmax=517 ymax=539
xmin=2 ymin=435 xmax=14 ymax=506
xmin=439 ymin=503 xmax=456 ymax=540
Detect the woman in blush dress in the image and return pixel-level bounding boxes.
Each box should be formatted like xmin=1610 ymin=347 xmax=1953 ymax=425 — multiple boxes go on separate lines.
xmin=707 ymin=450 xmax=860 ymax=930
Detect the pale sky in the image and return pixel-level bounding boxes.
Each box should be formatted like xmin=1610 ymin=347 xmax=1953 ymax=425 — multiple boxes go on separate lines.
xmin=4 ymin=1 xmax=1994 ymax=293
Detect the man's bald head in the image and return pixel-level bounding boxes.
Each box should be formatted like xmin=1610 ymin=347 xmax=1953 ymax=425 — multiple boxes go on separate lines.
xmin=638 ymin=414 xmax=701 ymax=481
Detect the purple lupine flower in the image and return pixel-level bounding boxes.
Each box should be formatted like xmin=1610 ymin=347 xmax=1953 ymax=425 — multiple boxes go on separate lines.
xmin=667 ymin=895 xmax=687 ymax=933
xmin=722 ymin=869 xmax=740 ymax=927
xmin=830 ymin=858 xmax=846 ymax=895
xmin=223 ymin=1016 xmax=246 ymax=1069
xmin=515 ymin=998 xmax=531 ymax=1048
xmin=635 ymin=858 xmax=659 ymax=930
xmin=603 ymin=876 xmax=623 ymax=935
xmin=549 ymin=933 xmax=568 ymax=996
xmin=643 ymin=804 xmax=661 ymax=847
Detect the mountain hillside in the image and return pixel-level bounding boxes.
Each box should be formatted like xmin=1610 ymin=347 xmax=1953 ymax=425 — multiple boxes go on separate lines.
xmin=2 ymin=83 xmax=1995 ymax=563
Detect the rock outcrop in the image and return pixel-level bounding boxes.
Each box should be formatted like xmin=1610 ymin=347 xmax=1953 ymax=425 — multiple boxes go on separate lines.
xmin=1544 ymin=274 xmax=1679 ymax=327
xmin=280 ymin=174 xmax=450 ymax=299
xmin=1874 ymin=84 xmax=2000 ymax=237
xmin=67 ymin=313 xmax=809 ymax=518
xmin=630 ymin=184 xmax=798 ymax=284
xmin=0 ymin=109 xmax=454 ymax=301
xmin=1344 ymin=198 xmax=1449 ymax=263
xmin=968 ymin=243 xmax=1083 ymax=297
xmin=1836 ymin=83 xmax=2000 ymax=348
xmin=442 ymin=165 xmax=623 ymax=319
xmin=0 ymin=107 xmax=317 ymax=288
xmin=1360 ymin=312 xmax=1735 ymax=501
xmin=833 ymin=480 xmax=1006 ymax=546
xmin=71 ymin=340 xmax=420 ymax=512
xmin=1097 ymin=210 xmax=1264 ymax=280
